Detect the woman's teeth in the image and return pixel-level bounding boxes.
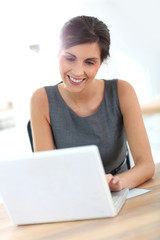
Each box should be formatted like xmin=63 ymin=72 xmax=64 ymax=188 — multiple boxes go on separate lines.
xmin=68 ymin=75 xmax=84 ymax=83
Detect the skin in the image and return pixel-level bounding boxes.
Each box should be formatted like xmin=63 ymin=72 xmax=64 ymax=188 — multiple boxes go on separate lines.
xmin=30 ymin=42 xmax=155 ymax=191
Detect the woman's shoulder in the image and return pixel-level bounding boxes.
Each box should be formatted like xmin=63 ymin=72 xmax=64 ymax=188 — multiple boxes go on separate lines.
xmin=117 ymin=79 xmax=139 ymax=115
xmin=117 ymin=79 xmax=136 ymax=101
xmin=30 ymin=87 xmax=49 ymax=121
xmin=101 ymin=78 xmax=135 ymax=97
xmin=30 ymin=87 xmax=48 ymax=107
xmin=117 ymin=79 xmax=134 ymax=91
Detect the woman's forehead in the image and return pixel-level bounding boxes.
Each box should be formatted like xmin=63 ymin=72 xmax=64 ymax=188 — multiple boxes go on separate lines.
xmin=63 ymin=42 xmax=101 ymax=59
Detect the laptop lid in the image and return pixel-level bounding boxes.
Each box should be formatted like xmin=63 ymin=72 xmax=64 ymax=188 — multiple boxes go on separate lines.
xmin=0 ymin=145 xmax=117 ymax=225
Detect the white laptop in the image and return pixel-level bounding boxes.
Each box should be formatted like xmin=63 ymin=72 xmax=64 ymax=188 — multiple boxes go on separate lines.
xmin=0 ymin=145 xmax=128 ymax=225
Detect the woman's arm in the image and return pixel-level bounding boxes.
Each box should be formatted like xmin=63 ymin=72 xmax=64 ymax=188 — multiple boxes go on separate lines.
xmin=30 ymin=87 xmax=55 ymax=152
xmin=107 ymin=80 xmax=155 ymax=191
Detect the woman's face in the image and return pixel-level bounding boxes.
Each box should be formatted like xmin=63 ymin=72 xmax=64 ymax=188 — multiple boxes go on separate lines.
xmin=58 ymin=42 xmax=102 ymax=92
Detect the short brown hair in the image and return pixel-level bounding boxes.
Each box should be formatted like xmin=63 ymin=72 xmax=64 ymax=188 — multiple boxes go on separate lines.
xmin=59 ymin=15 xmax=110 ymax=62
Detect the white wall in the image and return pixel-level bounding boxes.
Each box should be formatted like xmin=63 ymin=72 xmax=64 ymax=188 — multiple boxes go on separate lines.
xmin=0 ymin=0 xmax=160 ymax=121
xmin=0 ymin=0 xmax=160 ymax=161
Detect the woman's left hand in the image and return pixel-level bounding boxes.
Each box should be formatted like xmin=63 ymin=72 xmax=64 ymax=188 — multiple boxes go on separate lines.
xmin=106 ymin=174 xmax=123 ymax=191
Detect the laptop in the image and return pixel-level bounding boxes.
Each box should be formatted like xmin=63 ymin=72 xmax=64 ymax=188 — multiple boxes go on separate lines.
xmin=0 ymin=145 xmax=128 ymax=225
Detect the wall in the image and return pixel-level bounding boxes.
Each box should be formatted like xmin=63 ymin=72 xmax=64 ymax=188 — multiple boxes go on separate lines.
xmin=0 ymin=0 xmax=160 ymax=121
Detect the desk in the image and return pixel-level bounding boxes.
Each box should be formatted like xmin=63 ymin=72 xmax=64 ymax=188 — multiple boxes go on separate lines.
xmin=0 ymin=164 xmax=160 ymax=240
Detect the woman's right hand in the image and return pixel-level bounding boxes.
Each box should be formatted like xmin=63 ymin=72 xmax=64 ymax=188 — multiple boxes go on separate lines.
xmin=106 ymin=174 xmax=123 ymax=192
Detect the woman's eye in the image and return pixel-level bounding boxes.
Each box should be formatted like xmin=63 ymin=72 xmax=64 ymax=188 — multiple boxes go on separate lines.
xmin=65 ymin=57 xmax=74 ymax=62
xmin=86 ymin=61 xmax=94 ymax=65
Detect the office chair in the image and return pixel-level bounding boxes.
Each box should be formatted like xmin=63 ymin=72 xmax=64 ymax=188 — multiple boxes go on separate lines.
xmin=27 ymin=120 xmax=131 ymax=169
xmin=126 ymin=150 xmax=131 ymax=170
xmin=27 ymin=120 xmax=34 ymax=152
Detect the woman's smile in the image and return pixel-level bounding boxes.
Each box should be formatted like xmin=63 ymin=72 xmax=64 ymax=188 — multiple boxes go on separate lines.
xmin=67 ymin=75 xmax=86 ymax=85
xmin=58 ymin=42 xmax=101 ymax=92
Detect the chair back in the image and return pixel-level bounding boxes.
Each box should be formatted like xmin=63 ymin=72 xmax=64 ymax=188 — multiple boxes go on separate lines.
xmin=27 ymin=120 xmax=34 ymax=152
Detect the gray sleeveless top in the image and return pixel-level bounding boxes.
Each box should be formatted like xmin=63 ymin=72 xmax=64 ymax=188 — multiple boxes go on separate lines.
xmin=45 ymin=79 xmax=128 ymax=174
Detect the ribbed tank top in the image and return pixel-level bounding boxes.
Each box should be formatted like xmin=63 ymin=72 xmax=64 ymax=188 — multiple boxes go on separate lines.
xmin=45 ymin=79 xmax=128 ymax=174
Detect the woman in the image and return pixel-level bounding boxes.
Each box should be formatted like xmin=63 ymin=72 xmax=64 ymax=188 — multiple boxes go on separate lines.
xmin=30 ymin=15 xmax=155 ymax=191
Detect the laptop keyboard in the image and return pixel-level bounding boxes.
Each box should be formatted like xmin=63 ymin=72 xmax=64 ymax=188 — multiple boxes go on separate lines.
xmin=111 ymin=188 xmax=129 ymax=212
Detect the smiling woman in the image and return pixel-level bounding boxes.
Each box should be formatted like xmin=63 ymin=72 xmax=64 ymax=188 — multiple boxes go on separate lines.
xmin=58 ymin=43 xmax=101 ymax=90
xmin=30 ymin=15 xmax=155 ymax=192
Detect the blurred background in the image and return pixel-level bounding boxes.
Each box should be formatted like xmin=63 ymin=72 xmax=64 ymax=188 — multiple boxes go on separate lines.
xmin=0 ymin=0 xmax=159 ymax=163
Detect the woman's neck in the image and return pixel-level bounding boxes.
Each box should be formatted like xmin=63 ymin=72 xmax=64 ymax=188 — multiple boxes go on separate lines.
xmin=58 ymin=79 xmax=105 ymax=117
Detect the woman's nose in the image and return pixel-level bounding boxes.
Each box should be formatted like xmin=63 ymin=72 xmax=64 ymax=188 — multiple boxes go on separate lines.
xmin=72 ymin=62 xmax=84 ymax=76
